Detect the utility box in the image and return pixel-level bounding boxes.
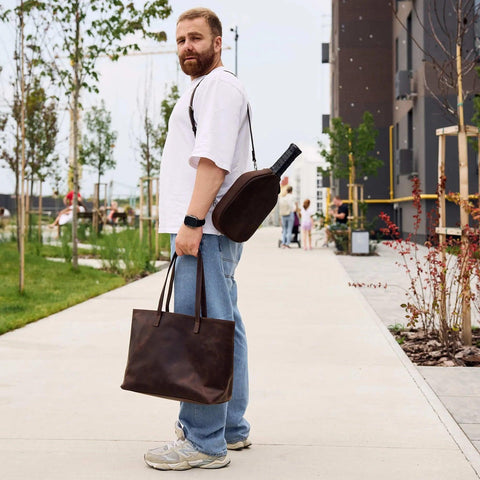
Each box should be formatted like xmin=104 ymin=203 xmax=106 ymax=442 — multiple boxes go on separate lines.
xmin=351 ymin=230 xmax=369 ymax=255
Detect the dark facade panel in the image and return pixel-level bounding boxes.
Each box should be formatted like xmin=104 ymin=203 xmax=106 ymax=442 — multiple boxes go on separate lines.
xmin=322 ymin=114 xmax=330 ymax=133
xmin=322 ymin=43 xmax=330 ymax=63
xmin=330 ymin=0 xmax=394 ymax=226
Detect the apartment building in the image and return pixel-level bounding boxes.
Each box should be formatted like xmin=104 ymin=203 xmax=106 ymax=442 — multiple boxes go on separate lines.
xmin=327 ymin=0 xmax=478 ymax=240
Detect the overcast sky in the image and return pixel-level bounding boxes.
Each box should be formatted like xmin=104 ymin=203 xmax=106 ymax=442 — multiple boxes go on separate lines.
xmin=0 ymin=0 xmax=331 ymax=199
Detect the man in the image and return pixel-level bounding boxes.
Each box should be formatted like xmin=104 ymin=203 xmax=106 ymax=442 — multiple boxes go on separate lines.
xmin=278 ymin=186 xmax=295 ymax=248
xmin=330 ymin=195 xmax=348 ymax=224
xmin=325 ymin=195 xmax=349 ymax=246
xmin=144 ymin=8 xmax=251 ymax=471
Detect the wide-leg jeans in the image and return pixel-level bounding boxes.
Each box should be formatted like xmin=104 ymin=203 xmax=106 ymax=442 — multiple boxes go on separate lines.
xmin=281 ymin=212 xmax=294 ymax=245
xmin=170 ymin=233 xmax=250 ymax=456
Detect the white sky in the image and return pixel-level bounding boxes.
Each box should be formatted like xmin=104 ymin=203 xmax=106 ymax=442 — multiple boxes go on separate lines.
xmin=0 ymin=0 xmax=331 ymax=199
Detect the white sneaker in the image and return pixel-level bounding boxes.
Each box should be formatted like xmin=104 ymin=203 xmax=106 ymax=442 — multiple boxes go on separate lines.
xmin=144 ymin=422 xmax=230 ymax=471
xmin=227 ymin=438 xmax=252 ymax=450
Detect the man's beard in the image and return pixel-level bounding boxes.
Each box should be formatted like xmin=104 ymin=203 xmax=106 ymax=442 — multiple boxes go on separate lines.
xmin=179 ymin=43 xmax=216 ymax=77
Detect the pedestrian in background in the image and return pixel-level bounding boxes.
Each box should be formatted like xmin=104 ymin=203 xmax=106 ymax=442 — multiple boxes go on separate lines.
xmin=300 ymin=199 xmax=314 ymax=250
xmin=279 ymin=185 xmax=295 ymax=248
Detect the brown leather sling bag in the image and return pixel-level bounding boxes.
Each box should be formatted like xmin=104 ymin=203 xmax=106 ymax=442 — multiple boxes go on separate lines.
xmin=189 ymin=74 xmax=302 ymax=243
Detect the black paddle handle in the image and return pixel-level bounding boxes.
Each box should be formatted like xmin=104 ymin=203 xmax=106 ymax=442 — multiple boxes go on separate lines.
xmin=270 ymin=143 xmax=302 ymax=177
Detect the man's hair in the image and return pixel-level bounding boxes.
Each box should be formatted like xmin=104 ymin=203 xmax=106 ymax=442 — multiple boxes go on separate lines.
xmin=177 ymin=8 xmax=222 ymax=38
xmin=334 ymin=195 xmax=342 ymax=201
xmin=286 ymin=186 xmax=293 ymax=193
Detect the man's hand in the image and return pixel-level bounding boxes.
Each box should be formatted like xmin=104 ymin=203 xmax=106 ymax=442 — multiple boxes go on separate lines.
xmin=175 ymin=224 xmax=203 ymax=257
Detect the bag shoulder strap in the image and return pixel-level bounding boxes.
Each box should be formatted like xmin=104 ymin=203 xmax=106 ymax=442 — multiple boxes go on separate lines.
xmin=189 ymin=71 xmax=257 ymax=171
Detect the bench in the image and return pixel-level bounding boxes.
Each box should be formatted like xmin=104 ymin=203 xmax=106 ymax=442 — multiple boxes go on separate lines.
xmin=77 ymin=210 xmax=127 ymax=225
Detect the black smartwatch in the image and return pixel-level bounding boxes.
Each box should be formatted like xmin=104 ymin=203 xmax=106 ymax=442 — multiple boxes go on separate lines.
xmin=184 ymin=215 xmax=205 ymax=228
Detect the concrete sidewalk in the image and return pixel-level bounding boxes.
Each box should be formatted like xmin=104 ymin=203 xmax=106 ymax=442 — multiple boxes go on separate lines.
xmin=1 ymin=227 xmax=479 ymax=479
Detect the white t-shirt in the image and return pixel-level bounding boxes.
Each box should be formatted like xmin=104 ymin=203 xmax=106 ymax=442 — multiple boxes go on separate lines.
xmin=278 ymin=193 xmax=295 ymax=216
xmin=300 ymin=206 xmax=314 ymax=228
xmin=158 ymin=67 xmax=251 ymax=235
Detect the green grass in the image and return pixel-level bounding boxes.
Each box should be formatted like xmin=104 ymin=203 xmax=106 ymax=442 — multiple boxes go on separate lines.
xmin=26 ymin=242 xmax=96 ymax=259
xmin=93 ymin=229 xmax=171 ymax=252
xmin=0 ymin=241 xmax=125 ymax=335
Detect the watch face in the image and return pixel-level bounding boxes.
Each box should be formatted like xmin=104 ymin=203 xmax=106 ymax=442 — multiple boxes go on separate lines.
xmin=185 ymin=216 xmax=197 ymax=227
xmin=184 ymin=215 xmax=205 ymax=227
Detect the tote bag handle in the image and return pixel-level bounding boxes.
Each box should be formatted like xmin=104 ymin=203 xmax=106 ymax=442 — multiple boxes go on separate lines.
xmin=154 ymin=252 xmax=207 ymax=334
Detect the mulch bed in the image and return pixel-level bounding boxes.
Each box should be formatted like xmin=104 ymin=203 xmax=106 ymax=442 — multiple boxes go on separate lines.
xmin=389 ymin=328 xmax=480 ymax=367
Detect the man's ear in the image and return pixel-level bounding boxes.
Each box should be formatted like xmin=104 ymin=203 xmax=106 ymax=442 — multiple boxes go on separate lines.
xmin=214 ymin=35 xmax=222 ymax=53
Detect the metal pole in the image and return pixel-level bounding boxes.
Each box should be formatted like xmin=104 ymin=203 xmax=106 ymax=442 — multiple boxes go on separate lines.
xmin=230 ymin=26 xmax=238 ymax=76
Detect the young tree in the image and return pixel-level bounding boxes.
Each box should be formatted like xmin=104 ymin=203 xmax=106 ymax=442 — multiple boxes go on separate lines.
xmin=320 ymin=112 xmax=381 ymax=181
xmin=25 ymin=78 xmax=59 ymax=240
xmin=393 ymin=0 xmax=480 ymax=345
xmin=138 ymin=82 xmax=178 ymax=255
xmin=30 ymin=0 xmax=172 ymax=269
xmin=156 ymin=83 xmax=179 ymax=154
xmin=79 ymin=100 xmax=117 ymax=186
xmin=1 ymin=1 xmax=60 ymax=292
xmin=319 ymin=111 xmax=381 ymax=226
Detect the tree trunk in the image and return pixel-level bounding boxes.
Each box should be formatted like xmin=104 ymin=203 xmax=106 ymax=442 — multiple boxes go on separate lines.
xmin=18 ymin=1 xmax=26 ymax=294
xmin=146 ymin=116 xmax=152 ymax=255
xmin=38 ymin=181 xmax=43 ymax=244
xmin=455 ymin=6 xmax=472 ymax=346
xmin=71 ymin=2 xmax=81 ymax=270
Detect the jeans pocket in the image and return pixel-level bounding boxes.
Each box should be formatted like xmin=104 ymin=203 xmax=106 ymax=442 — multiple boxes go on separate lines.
xmin=218 ymin=236 xmax=240 ymax=279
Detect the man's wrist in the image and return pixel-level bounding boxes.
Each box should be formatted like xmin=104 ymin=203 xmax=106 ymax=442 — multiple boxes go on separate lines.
xmin=184 ymin=214 xmax=205 ymax=229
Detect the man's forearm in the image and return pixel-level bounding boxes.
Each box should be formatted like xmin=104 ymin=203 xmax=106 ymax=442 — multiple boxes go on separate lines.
xmin=186 ymin=157 xmax=227 ymax=218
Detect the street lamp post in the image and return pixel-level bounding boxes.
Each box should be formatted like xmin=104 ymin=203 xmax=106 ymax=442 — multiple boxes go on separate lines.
xmin=230 ymin=26 xmax=238 ymax=76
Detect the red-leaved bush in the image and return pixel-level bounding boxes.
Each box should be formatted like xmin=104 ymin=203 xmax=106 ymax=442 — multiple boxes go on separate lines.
xmin=373 ymin=176 xmax=478 ymax=352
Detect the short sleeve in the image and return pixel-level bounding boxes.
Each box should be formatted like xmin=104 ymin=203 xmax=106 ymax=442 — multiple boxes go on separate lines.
xmin=189 ymin=74 xmax=246 ymax=173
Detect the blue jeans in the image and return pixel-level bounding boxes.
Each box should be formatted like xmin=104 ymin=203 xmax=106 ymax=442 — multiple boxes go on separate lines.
xmin=281 ymin=213 xmax=294 ymax=245
xmin=170 ymin=234 xmax=250 ymax=456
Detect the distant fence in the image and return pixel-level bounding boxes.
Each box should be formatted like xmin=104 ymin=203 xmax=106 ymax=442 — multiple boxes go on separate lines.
xmin=0 ymin=194 xmax=92 ymax=216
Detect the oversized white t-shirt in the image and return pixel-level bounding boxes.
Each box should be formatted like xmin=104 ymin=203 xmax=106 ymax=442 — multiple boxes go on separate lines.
xmin=158 ymin=67 xmax=251 ymax=235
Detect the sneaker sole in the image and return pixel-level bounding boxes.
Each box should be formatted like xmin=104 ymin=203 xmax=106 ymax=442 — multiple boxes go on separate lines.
xmin=144 ymin=455 xmax=230 ymax=471
xmin=227 ymin=439 xmax=252 ymax=450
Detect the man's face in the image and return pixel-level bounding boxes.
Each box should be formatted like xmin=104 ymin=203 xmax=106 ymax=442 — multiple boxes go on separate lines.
xmin=176 ymin=17 xmax=221 ymax=78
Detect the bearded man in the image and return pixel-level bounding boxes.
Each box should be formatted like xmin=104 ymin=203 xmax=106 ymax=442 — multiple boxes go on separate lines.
xmin=143 ymin=7 xmax=251 ymax=471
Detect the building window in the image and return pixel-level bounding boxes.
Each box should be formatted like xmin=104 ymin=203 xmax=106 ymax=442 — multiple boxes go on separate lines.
xmin=395 ymin=37 xmax=399 ymax=72
xmin=475 ymin=0 xmax=480 ymax=57
xmin=407 ymin=13 xmax=412 ymax=71
xmin=408 ymin=109 xmax=413 ymax=150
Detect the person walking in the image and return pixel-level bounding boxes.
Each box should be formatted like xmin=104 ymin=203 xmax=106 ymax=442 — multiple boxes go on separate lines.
xmin=300 ymin=199 xmax=314 ymax=250
xmin=279 ymin=185 xmax=295 ymax=248
xmin=145 ymin=7 xmax=251 ymax=471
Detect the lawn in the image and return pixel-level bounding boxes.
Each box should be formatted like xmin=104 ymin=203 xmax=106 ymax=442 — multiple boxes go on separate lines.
xmin=0 ymin=241 xmax=125 ymax=335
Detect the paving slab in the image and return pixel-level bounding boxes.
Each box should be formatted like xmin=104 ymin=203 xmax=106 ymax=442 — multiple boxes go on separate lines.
xmin=0 ymin=227 xmax=479 ymax=479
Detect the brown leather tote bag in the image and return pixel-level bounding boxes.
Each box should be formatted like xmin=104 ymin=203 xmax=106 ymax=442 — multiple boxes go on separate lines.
xmin=121 ymin=251 xmax=235 ymax=405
